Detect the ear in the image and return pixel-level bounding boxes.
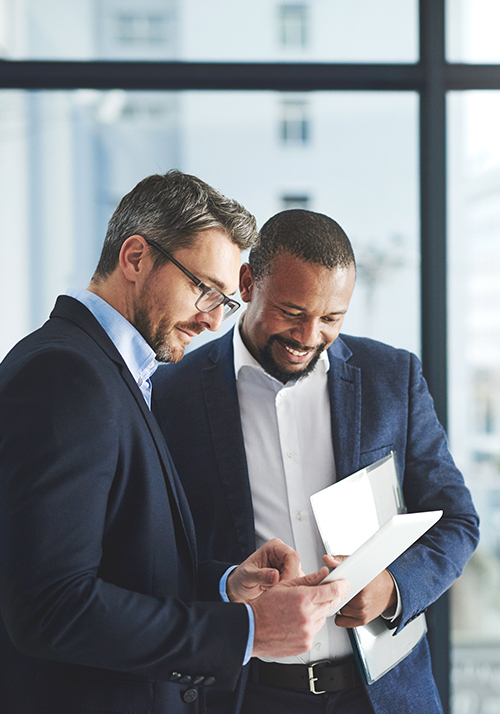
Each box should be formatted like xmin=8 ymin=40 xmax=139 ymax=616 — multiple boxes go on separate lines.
xmin=239 ymin=263 xmax=256 ymax=304
xmin=119 ymin=235 xmax=150 ymax=284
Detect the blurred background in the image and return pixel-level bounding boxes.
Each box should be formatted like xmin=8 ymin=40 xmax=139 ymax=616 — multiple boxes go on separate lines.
xmin=0 ymin=1 xmax=499 ymax=711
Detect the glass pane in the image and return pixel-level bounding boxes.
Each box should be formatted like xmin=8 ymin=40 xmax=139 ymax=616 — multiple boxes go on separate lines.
xmin=448 ymin=90 xmax=500 ymax=712
xmin=0 ymin=0 xmax=418 ymax=63
xmin=447 ymin=0 xmax=500 ymax=63
xmin=0 ymin=89 xmax=419 ymax=362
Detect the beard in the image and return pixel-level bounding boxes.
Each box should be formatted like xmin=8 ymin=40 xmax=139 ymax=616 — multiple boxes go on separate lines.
xmin=257 ymin=334 xmax=326 ymax=384
xmin=132 ymin=287 xmax=203 ymax=363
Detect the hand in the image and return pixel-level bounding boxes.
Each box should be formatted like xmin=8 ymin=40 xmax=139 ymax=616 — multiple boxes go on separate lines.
xmin=324 ymin=555 xmax=396 ymax=627
xmin=251 ymin=567 xmax=350 ymax=658
xmin=227 ymin=538 xmax=302 ymax=603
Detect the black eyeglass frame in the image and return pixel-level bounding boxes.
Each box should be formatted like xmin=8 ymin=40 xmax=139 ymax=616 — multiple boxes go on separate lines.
xmin=145 ymin=239 xmax=240 ymax=320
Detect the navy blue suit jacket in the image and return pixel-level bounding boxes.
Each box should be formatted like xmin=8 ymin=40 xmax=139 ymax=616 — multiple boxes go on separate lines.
xmin=153 ymin=329 xmax=479 ymax=714
xmin=0 ymin=297 xmax=249 ymax=714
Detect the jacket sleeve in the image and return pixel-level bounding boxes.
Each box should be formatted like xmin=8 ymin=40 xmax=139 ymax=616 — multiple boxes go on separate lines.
xmin=0 ymin=347 xmax=249 ymax=688
xmin=387 ymin=352 xmax=480 ymax=633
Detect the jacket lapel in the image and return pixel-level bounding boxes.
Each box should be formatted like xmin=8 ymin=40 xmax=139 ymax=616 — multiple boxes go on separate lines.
xmin=50 ymin=296 xmax=197 ymax=570
xmin=201 ymin=332 xmax=257 ymax=559
xmin=327 ymin=337 xmax=362 ymax=482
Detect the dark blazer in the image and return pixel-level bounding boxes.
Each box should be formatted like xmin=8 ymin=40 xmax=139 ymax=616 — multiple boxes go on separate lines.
xmin=0 ymin=297 xmax=249 ymax=714
xmin=153 ymin=329 xmax=480 ymax=714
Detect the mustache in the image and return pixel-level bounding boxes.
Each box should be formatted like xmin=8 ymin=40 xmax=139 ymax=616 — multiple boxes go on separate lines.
xmin=176 ymin=321 xmax=205 ymax=336
xmin=270 ymin=334 xmax=326 ymax=354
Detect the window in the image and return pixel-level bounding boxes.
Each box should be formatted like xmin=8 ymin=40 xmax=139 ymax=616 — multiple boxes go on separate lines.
xmin=280 ymin=99 xmax=310 ymax=145
xmin=449 ymin=90 xmax=500 ymax=712
xmin=281 ymin=194 xmax=310 ymax=209
xmin=279 ymin=4 xmax=309 ymax=48
xmin=116 ymin=13 xmax=166 ymax=45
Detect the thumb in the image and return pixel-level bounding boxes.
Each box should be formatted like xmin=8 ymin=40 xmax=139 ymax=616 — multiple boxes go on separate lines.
xmin=254 ymin=567 xmax=280 ymax=589
xmin=291 ymin=566 xmax=330 ymax=587
xmin=323 ymin=554 xmax=348 ymax=568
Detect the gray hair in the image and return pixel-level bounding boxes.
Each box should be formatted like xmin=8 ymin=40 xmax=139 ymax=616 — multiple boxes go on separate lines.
xmin=93 ymin=170 xmax=258 ymax=278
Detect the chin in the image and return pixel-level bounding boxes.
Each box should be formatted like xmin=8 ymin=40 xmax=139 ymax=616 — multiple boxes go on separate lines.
xmin=154 ymin=341 xmax=185 ymax=364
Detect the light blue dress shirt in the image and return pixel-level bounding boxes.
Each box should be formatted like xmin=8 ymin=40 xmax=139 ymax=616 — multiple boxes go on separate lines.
xmin=66 ymin=288 xmax=254 ymax=664
xmin=66 ymin=287 xmax=158 ymax=408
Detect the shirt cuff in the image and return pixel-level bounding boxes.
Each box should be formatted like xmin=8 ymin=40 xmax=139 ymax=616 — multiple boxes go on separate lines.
xmin=381 ymin=570 xmax=402 ymax=621
xmin=219 ymin=566 xmax=255 ymax=665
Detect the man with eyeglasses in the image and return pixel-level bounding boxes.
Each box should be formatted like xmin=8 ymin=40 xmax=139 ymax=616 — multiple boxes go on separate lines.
xmin=153 ymin=208 xmax=479 ymax=714
xmin=0 ymin=172 xmax=349 ymax=714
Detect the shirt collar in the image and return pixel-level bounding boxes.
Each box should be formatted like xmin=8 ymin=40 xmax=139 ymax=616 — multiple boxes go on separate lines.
xmin=66 ymin=288 xmax=158 ymax=385
xmin=233 ymin=312 xmax=330 ymax=384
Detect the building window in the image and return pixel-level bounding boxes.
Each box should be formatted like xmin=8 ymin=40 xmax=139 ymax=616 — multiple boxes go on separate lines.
xmin=279 ymin=4 xmax=308 ymax=48
xmin=282 ymin=194 xmax=310 ymax=209
xmin=116 ymin=12 xmax=166 ymax=45
xmin=280 ymin=100 xmax=310 ymax=145
xmin=474 ymin=370 xmax=499 ymax=435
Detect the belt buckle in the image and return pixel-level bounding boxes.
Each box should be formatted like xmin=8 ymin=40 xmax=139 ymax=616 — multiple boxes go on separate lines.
xmin=307 ymin=660 xmax=329 ymax=695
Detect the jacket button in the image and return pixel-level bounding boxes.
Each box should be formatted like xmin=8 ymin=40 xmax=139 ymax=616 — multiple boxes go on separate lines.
xmin=179 ymin=675 xmax=192 ymax=684
xmin=182 ymin=688 xmax=198 ymax=703
xmin=204 ymin=676 xmax=216 ymax=686
xmin=193 ymin=675 xmax=204 ymax=685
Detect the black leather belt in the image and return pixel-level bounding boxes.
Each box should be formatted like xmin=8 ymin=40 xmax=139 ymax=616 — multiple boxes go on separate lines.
xmin=253 ymin=657 xmax=360 ymax=694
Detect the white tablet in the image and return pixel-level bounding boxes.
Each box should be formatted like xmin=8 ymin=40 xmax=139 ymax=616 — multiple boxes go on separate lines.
xmin=321 ymin=510 xmax=442 ymax=612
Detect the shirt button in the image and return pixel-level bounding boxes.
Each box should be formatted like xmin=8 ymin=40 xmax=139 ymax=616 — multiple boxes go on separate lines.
xmin=137 ymin=377 xmax=143 ymax=386
xmin=296 ymin=512 xmax=302 ymax=521
xmin=287 ymin=450 xmax=294 ymax=458
xmin=315 ymin=642 xmax=322 ymax=651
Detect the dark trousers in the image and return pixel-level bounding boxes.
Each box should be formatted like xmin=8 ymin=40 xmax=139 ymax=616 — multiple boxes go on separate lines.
xmin=240 ymin=680 xmax=375 ymax=714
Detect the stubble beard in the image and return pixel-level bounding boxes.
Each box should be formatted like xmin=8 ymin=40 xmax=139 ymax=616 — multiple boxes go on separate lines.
xmin=132 ymin=290 xmax=203 ymax=364
xmin=258 ymin=334 xmax=326 ymax=384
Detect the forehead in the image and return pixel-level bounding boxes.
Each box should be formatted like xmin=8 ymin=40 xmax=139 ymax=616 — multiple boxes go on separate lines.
xmin=175 ymin=228 xmax=241 ymax=294
xmin=258 ymin=252 xmax=355 ymax=312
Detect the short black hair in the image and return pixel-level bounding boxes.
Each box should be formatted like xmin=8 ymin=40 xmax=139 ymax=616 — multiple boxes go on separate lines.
xmin=93 ymin=170 xmax=258 ymax=279
xmin=249 ymin=209 xmax=355 ymax=281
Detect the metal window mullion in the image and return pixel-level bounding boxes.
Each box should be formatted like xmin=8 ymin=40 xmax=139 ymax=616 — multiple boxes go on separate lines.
xmin=419 ymin=2 xmax=450 ymax=713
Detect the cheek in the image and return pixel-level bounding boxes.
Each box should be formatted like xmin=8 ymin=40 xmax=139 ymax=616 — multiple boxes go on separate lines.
xmin=256 ymin=316 xmax=289 ymax=343
xmin=323 ymin=324 xmax=343 ymax=346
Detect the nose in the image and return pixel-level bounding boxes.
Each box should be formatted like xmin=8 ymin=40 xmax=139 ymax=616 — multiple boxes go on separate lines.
xmin=291 ymin=318 xmax=321 ymax=347
xmin=196 ymin=304 xmax=225 ymax=332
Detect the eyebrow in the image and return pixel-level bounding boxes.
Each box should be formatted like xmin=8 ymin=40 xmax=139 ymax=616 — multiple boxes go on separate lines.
xmin=199 ymin=273 xmax=236 ymax=295
xmin=281 ymin=301 xmax=347 ymax=315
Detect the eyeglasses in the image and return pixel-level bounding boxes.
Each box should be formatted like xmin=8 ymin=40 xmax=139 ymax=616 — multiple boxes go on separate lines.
xmin=145 ymin=239 xmax=240 ymax=320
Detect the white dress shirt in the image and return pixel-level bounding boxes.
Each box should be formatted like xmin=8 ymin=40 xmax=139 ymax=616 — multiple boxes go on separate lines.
xmin=233 ymin=319 xmax=353 ymax=664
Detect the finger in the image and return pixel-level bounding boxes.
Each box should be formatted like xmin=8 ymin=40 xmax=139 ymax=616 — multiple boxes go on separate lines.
xmin=334 ymin=613 xmax=357 ymax=628
xmin=323 ymin=554 xmax=348 ymax=568
xmin=268 ymin=540 xmax=302 ymax=580
xmin=292 ymin=566 xmax=330 ymax=587
xmin=255 ymin=567 xmax=280 ymax=589
xmin=240 ymin=565 xmax=280 ymax=590
xmin=313 ymin=591 xmax=350 ymax=621
xmin=304 ymin=577 xmax=350 ymax=607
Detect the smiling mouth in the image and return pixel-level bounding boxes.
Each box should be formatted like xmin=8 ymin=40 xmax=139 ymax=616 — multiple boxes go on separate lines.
xmin=283 ymin=344 xmax=311 ymax=357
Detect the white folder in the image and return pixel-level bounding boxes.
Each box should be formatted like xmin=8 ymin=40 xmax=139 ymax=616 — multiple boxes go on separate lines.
xmin=310 ymin=452 xmax=441 ymax=684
